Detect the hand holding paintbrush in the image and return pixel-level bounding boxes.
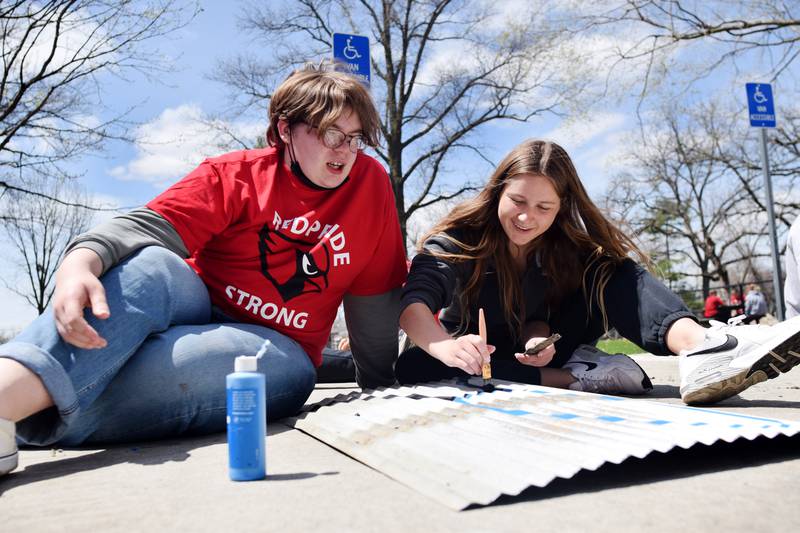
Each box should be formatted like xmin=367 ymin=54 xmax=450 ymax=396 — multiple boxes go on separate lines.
xmin=478 ymin=308 xmax=491 ymax=379
xmin=524 ymin=333 xmax=561 ymax=355
xmin=419 ymin=305 xmax=493 ymax=376
xmin=515 ymin=332 xmax=560 ymax=367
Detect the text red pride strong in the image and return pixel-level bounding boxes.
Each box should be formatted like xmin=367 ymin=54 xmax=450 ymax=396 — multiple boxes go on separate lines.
xmin=224 ymin=284 xmax=309 ymax=329
xmin=272 ymin=212 xmax=351 ymax=267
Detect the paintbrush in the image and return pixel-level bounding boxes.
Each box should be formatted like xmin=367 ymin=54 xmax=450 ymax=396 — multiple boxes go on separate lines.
xmin=478 ymin=308 xmax=493 ymax=392
xmin=524 ymin=333 xmax=561 ymax=356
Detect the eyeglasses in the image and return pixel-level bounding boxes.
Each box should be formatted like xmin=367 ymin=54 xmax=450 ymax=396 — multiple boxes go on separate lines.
xmin=303 ymin=124 xmax=367 ymax=153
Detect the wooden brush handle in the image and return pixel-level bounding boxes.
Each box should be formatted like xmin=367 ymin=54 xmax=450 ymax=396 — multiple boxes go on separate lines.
xmin=478 ymin=308 xmax=491 ymax=379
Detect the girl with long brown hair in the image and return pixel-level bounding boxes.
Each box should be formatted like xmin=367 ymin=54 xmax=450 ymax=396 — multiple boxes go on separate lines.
xmin=397 ymin=139 xmax=800 ymax=404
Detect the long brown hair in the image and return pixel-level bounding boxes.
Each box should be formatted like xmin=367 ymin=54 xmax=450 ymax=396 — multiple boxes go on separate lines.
xmin=420 ymin=139 xmax=649 ymax=337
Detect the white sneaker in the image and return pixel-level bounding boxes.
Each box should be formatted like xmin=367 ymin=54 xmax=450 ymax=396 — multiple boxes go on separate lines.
xmin=0 ymin=418 xmax=18 ymax=477
xmin=564 ymin=344 xmax=653 ymax=395
xmin=679 ymin=316 xmax=800 ymax=405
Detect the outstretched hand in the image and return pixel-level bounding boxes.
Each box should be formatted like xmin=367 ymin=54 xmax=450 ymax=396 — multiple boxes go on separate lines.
xmin=53 ymin=250 xmax=109 ymax=349
xmin=515 ymin=337 xmax=556 ymax=367
xmin=429 ymin=334 xmax=495 ymax=375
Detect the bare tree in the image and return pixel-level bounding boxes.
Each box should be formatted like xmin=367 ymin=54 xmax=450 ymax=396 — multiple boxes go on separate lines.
xmin=1 ymin=176 xmax=94 ymax=313
xmin=213 ymin=0 xmax=592 ymax=245
xmin=605 ymin=102 xmax=770 ymax=297
xmin=591 ymin=1 xmax=800 ymax=194
xmin=702 ymin=109 xmax=800 ymax=233
xmin=0 ymin=0 xmax=199 ymax=205
xmin=592 ymin=0 xmax=800 ymax=90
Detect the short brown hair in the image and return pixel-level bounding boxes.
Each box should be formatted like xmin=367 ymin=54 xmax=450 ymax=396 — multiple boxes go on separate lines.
xmin=267 ymin=62 xmax=381 ymax=148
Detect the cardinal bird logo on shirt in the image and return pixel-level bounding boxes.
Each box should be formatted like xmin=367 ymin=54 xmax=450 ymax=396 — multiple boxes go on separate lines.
xmin=258 ymin=224 xmax=330 ymax=301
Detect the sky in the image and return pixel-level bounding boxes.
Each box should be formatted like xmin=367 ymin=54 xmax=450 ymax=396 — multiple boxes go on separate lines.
xmin=0 ymin=0 xmax=793 ymax=332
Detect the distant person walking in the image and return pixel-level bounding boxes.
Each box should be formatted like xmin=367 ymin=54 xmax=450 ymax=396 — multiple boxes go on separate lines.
xmin=744 ymin=284 xmax=768 ymax=324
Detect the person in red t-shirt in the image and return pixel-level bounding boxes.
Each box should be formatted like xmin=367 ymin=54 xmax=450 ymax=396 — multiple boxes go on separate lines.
xmin=729 ymin=290 xmax=743 ymax=316
xmin=704 ymin=290 xmax=726 ymax=320
xmin=0 ymin=64 xmax=407 ymax=468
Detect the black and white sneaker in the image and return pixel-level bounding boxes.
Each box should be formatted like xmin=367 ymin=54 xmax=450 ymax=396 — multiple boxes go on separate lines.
xmin=679 ymin=316 xmax=800 ymax=405
xmin=564 ymin=345 xmax=653 ymax=395
xmin=0 ymin=418 xmax=17 ymax=477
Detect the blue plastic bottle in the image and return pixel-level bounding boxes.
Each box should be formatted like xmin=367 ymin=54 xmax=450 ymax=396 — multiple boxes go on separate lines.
xmin=226 ymin=355 xmax=266 ymax=481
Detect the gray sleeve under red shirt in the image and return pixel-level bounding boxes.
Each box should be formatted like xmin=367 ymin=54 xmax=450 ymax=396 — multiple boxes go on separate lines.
xmin=65 ymin=207 xmax=189 ymax=276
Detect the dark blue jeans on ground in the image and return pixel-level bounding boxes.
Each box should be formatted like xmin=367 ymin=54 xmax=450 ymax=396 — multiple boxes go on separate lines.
xmin=317 ymin=348 xmax=356 ymax=383
xmin=395 ymin=260 xmax=695 ymax=385
xmin=0 ymin=246 xmax=317 ymax=446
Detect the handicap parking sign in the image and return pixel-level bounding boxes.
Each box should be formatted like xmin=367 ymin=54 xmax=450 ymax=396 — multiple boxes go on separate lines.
xmin=746 ymin=83 xmax=776 ymax=127
xmin=333 ymin=33 xmax=370 ymax=86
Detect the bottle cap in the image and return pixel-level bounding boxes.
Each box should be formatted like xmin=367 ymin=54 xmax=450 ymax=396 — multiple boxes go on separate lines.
xmin=234 ymin=355 xmax=258 ymax=372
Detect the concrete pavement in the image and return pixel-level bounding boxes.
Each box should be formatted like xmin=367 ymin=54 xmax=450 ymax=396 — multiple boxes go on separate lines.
xmin=2 ymin=355 xmax=800 ymax=532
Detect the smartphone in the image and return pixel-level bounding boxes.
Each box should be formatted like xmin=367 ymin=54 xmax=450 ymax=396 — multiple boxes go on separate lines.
xmin=524 ymin=333 xmax=561 ymax=355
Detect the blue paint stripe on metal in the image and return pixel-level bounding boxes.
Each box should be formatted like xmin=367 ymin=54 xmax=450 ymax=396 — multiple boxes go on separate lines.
xmin=291 ymin=380 xmax=800 ymax=511
xmin=453 ymin=397 xmax=530 ymax=416
xmin=551 ymin=413 xmax=580 ymax=420
xmin=664 ymin=403 xmax=788 ymax=425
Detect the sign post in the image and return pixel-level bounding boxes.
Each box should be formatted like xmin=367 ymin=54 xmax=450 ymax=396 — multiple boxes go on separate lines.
xmin=333 ymin=33 xmax=370 ymax=87
xmin=745 ymin=82 xmax=783 ymax=320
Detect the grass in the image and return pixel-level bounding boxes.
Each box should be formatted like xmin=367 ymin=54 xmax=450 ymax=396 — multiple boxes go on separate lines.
xmin=596 ymin=338 xmax=645 ymax=355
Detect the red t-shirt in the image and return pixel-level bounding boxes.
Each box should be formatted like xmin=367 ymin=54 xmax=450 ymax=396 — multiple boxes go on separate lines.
xmin=147 ymin=147 xmax=407 ymax=366
xmin=703 ymin=294 xmax=724 ymax=318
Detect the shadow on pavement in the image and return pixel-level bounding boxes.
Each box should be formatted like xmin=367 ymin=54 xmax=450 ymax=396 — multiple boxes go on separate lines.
xmin=712 ymin=397 xmax=800 ymax=409
xmin=0 ymin=435 xmax=220 ymax=495
xmin=487 ymin=433 xmax=800 ymax=509
xmin=0 ymin=423 xmax=335 ymax=494
xmin=266 ymin=471 xmax=339 ymax=481
xmin=640 ymin=386 xmax=800 ymax=409
xmin=643 ymin=384 xmax=680 ymax=399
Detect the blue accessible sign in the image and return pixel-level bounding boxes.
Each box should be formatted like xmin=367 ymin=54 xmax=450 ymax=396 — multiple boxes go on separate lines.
xmin=745 ymin=83 xmax=776 ymax=127
xmin=333 ymin=33 xmax=370 ymax=86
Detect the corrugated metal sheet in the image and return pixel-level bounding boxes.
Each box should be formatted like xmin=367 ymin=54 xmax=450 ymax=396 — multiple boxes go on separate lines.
xmin=290 ymin=379 xmax=800 ymax=510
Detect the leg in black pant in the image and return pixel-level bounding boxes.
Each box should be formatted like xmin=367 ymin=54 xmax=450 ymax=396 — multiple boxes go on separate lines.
xmin=547 ymin=259 xmax=695 ymax=367
xmin=743 ymin=314 xmax=764 ymax=325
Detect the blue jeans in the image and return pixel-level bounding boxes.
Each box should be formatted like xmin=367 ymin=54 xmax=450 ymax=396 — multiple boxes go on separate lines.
xmin=0 ymin=247 xmax=316 ymax=446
